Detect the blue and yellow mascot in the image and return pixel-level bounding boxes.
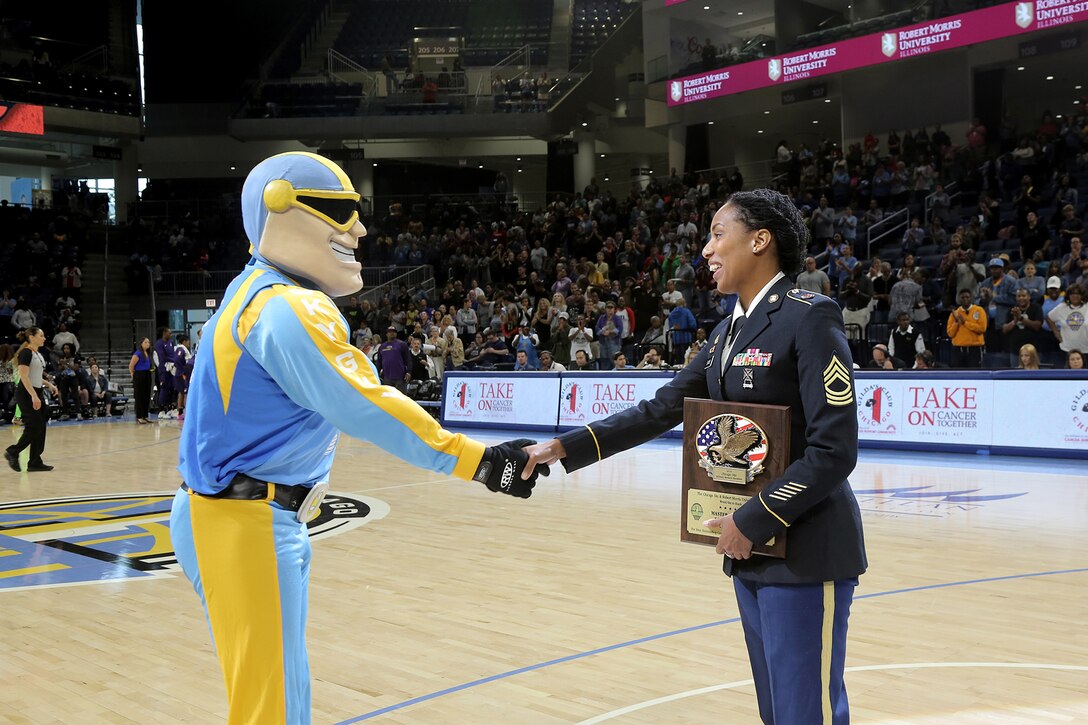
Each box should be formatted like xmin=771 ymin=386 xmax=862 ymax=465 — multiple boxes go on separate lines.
xmin=169 ymin=152 xmax=546 ymax=724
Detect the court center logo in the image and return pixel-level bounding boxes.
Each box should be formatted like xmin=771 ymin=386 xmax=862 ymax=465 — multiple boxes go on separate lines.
xmin=1015 ymin=2 xmax=1034 ymax=28
xmin=881 ymin=32 xmax=898 ymax=57
xmin=767 ymin=58 xmax=782 ymax=81
xmin=852 ymin=485 xmax=1027 ymax=518
xmin=670 ymin=80 xmax=683 ymax=103
xmin=0 ymin=491 xmax=387 ymax=591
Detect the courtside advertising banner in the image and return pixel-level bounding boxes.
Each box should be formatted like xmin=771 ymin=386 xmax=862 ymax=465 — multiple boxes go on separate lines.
xmin=854 ymin=374 xmax=994 ymax=447
xmin=990 ymin=377 xmax=1088 ymax=450
xmin=558 ymin=372 xmax=681 ymax=431
xmin=668 ymin=1 xmax=1088 ymax=106
xmin=442 ymin=372 xmax=560 ymax=429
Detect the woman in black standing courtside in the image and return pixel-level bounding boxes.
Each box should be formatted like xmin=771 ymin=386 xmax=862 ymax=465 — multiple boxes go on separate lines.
xmin=5 ymin=327 xmax=58 ymax=472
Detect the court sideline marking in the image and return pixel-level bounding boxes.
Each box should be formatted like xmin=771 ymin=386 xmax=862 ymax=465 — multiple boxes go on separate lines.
xmin=333 ymin=567 xmax=1088 ymax=724
xmin=574 ymin=662 xmax=1088 ymax=724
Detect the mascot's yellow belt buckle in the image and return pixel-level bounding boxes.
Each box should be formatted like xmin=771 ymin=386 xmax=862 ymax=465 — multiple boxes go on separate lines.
xmin=298 ymin=482 xmax=329 ymax=523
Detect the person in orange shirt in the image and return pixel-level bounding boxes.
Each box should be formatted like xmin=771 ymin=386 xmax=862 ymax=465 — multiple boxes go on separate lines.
xmin=946 ymin=288 xmax=987 ymax=367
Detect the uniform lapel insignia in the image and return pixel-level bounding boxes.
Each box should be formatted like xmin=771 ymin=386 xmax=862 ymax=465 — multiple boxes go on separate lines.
xmin=823 ymin=353 xmax=854 ymax=407
xmin=768 ymin=293 xmax=779 ymax=304
xmin=742 ymin=367 xmax=754 ymax=389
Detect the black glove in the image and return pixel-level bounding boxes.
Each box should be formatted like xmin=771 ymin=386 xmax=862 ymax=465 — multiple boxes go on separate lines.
xmin=472 ymin=438 xmax=549 ymax=499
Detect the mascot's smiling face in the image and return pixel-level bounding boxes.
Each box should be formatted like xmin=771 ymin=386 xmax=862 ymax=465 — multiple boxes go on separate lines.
xmin=242 ymin=152 xmax=366 ymax=297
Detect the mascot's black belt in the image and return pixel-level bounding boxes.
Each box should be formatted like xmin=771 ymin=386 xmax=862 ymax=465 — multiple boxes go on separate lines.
xmin=181 ymin=474 xmax=328 ymax=523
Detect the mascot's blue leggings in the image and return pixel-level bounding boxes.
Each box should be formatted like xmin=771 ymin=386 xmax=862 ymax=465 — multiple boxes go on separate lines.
xmin=171 ymin=488 xmax=312 ymax=725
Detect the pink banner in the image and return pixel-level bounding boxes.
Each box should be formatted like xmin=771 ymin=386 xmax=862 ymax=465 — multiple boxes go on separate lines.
xmin=668 ymin=0 xmax=1088 ymax=106
xmin=665 ymin=0 xmax=690 ymax=5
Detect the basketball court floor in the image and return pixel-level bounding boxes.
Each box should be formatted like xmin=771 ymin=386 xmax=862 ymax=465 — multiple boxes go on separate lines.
xmin=1 ymin=418 xmax=1085 ymax=724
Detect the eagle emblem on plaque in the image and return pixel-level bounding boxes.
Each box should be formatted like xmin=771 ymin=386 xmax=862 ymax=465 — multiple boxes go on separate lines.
xmin=695 ymin=413 xmax=768 ymax=484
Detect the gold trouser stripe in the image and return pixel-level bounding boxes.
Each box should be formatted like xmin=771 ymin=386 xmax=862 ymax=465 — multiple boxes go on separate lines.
xmin=190 ymin=495 xmax=287 ymax=725
xmin=821 ymin=581 xmax=835 ymax=724
xmin=585 ymin=425 xmax=602 ymax=461
xmin=758 ymin=492 xmax=790 ymax=528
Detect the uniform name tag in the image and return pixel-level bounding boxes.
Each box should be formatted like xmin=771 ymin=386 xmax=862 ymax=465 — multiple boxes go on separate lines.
xmin=731 ymin=348 xmax=773 ymax=367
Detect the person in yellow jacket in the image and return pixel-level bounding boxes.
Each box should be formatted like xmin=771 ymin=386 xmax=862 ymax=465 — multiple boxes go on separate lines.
xmin=946 ymin=288 xmax=987 ymax=367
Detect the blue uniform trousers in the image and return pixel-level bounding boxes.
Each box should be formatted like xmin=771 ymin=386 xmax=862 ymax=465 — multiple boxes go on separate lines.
xmin=733 ymin=577 xmax=856 ymax=725
xmin=171 ymin=488 xmax=312 ymax=724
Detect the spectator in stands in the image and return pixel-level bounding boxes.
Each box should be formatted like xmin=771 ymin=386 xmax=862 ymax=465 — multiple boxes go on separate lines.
xmin=613 ymin=352 xmax=634 ymax=370
xmin=1061 ymin=237 xmax=1087 ymax=287
xmin=929 ymin=183 xmax=951 ymax=225
xmin=1057 ymin=205 xmax=1085 ymax=246
xmin=479 ymin=328 xmax=513 ymax=367
xmin=538 ymin=350 xmax=565 ymax=372
xmin=426 ymin=326 xmax=447 ymax=381
xmin=887 ymin=311 xmax=926 ymax=366
xmin=868 ymin=343 xmax=905 ymax=370
xmin=666 ymin=297 xmax=696 ymax=365
xmin=701 ymin=38 xmax=718 ymax=70
xmin=513 ymin=349 xmax=537 ymax=371
xmin=380 ymin=55 xmax=398 ymax=93
xmin=60 ymin=260 xmax=82 ymax=302
xmin=1016 ymin=261 xmax=1045 ymax=304
xmin=840 ymin=265 xmax=873 ymax=342
xmin=463 ymin=331 xmax=487 ymax=368
xmin=51 ymin=323 xmax=79 ymax=355
xmin=889 ymin=270 xmax=923 ymax=322
xmin=901 ymin=217 xmax=925 ymax=254
xmin=129 ymin=337 xmax=153 ymax=424
xmin=571 ymin=350 xmax=594 ymax=371
xmin=912 ymin=350 xmax=941 ymax=370
xmin=1020 ymin=211 xmax=1052 ymax=264
xmin=376 ymin=326 xmax=411 ymax=391
xmin=636 ymin=346 xmax=665 ymax=369
xmin=0 ymin=290 xmax=15 ymax=337
xmin=947 ymin=289 xmax=987 ymax=368
xmin=641 ymin=315 xmax=666 ymax=349
xmin=85 ymin=362 xmax=113 ymax=416
xmin=811 ymin=196 xmax=835 ymax=249
xmin=981 ymin=257 xmax=1018 ymax=330
xmin=11 ymin=302 xmax=35 ymax=332
xmin=1000 ymin=288 xmax=1043 ymax=365
xmin=1067 ymin=349 xmax=1084 ymax=369
xmin=442 ymin=327 xmax=464 ymax=372
xmin=512 ymin=323 xmax=540 ymax=368
xmin=796 ymin=256 xmax=830 ymax=296
xmin=1046 ymin=283 xmax=1087 ymax=357
xmin=568 ymin=315 xmax=594 ymax=362
xmin=407 ymin=334 xmax=433 ymax=382
xmin=1017 ymin=344 xmax=1041 ymax=370
xmin=863 ymin=199 xmax=884 ymax=228
xmin=1013 ymin=174 xmax=1040 ymax=227
xmin=0 ymin=344 xmax=14 ymax=423
xmin=595 ymin=302 xmax=622 ymax=369
xmin=833 ymin=242 xmax=858 ymax=290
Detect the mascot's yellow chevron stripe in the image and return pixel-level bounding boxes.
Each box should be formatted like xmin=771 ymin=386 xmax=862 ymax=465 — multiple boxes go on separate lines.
xmin=214 ymin=270 xmax=265 ymax=414
xmin=269 ymin=287 xmax=485 ymax=481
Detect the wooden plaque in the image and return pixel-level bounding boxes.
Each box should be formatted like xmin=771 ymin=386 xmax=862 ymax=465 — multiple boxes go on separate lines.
xmin=681 ymin=399 xmax=791 ymax=558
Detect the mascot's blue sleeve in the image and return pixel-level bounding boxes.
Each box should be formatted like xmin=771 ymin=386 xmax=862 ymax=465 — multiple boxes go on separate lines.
xmin=240 ymin=285 xmax=485 ymax=481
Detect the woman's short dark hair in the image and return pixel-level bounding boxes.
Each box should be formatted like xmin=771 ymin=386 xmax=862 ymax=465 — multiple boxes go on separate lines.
xmin=727 ymin=188 xmax=808 ymax=276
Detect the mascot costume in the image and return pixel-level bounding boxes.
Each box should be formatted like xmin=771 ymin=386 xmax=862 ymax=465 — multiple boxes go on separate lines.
xmin=169 ymin=151 xmax=546 ymax=724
